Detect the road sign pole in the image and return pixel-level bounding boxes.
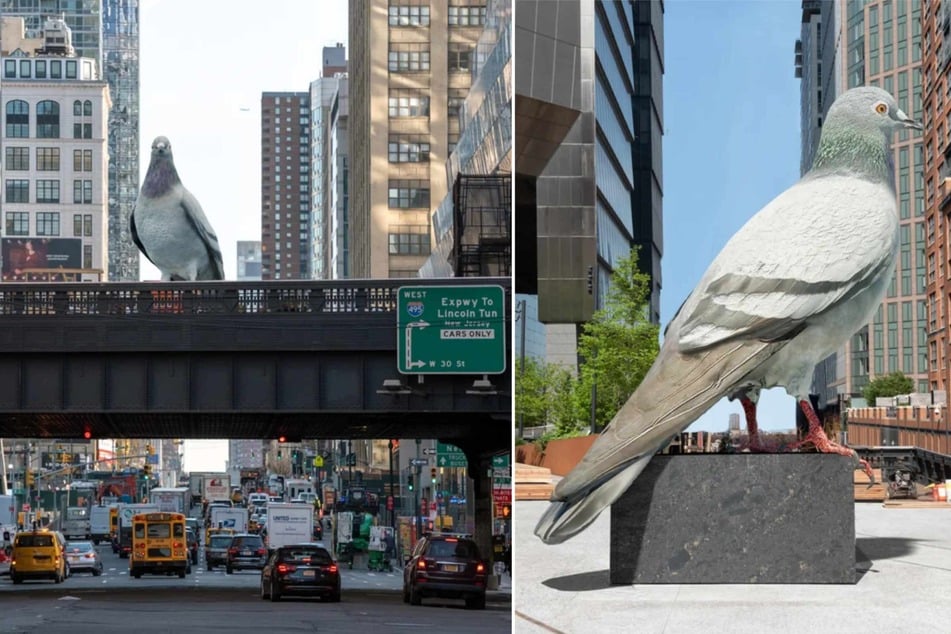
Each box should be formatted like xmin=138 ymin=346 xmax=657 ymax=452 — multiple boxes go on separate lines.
xmin=415 ymin=439 xmax=422 ymax=543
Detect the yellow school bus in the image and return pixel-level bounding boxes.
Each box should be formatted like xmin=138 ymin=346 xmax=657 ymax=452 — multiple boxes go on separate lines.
xmin=129 ymin=512 xmax=188 ymax=579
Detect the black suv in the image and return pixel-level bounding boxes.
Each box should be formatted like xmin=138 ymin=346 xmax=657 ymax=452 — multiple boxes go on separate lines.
xmin=226 ymin=534 xmax=267 ymax=574
xmin=403 ymin=534 xmax=487 ymax=609
xmin=185 ymin=528 xmax=199 ymax=565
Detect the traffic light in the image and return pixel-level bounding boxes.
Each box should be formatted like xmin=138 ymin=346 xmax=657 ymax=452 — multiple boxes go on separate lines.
xmin=407 ymin=474 xmax=414 ymax=491
xmin=143 ymin=464 xmax=151 ymax=479
xmin=501 ymin=504 xmax=511 ymax=519
xmin=25 ymin=471 xmax=34 ymax=487
xmin=430 ymin=467 xmax=437 ymax=484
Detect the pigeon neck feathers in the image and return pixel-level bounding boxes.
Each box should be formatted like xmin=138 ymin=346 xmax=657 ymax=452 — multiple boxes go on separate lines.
xmin=141 ymin=157 xmax=181 ymax=198
xmin=809 ymin=126 xmax=894 ymax=187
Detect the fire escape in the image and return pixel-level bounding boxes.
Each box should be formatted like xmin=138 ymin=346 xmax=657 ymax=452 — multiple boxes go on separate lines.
xmin=451 ymin=174 xmax=511 ymax=278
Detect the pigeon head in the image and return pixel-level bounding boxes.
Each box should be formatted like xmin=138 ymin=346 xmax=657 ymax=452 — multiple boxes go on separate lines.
xmin=811 ymin=87 xmax=921 ymax=181
xmin=825 ymin=87 xmax=922 ymax=135
xmin=142 ymin=135 xmax=181 ymax=197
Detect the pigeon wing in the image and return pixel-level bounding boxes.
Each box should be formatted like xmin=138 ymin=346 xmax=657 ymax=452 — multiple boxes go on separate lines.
xmin=129 ymin=205 xmax=158 ymax=268
xmin=180 ymin=188 xmax=225 ymax=280
xmin=677 ymin=174 xmax=898 ymax=352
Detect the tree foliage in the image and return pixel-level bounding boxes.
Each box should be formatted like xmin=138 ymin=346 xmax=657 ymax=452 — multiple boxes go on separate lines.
xmin=572 ymin=249 xmax=661 ymax=434
xmin=862 ymin=371 xmax=914 ymax=405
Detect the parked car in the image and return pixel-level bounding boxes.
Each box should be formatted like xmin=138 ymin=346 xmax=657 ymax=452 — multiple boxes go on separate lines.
xmin=64 ymin=541 xmax=103 ymax=576
xmin=260 ymin=544 xmax=340 ymax=602
xmin=10 ymin=529 xmax=68 ymax=584
xmin=226 ymin=534 xmax=267 ymax=574
xmin=185 ymin=528 xmax=199 ymax=565
xmin=403 ymin=534 xmax=487 ymax=609
xmin=205 ymin=533 xmax=234 ymax=571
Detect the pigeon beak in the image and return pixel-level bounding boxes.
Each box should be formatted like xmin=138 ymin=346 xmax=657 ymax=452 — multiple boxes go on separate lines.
xmin=895 ymin=109 xmax=923 ymax=131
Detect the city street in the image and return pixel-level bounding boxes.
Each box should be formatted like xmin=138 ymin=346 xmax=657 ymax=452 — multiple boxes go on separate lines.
xmin=1 ymin=542 xmax=511 ymax=633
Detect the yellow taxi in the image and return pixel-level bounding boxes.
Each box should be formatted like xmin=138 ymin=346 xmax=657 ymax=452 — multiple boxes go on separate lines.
xmin=10 ymin=529 xmax=68 ymax=584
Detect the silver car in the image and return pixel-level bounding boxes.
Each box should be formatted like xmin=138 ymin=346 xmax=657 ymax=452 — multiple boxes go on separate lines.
xmin=64 ymin=541 xmax=103 ymax=576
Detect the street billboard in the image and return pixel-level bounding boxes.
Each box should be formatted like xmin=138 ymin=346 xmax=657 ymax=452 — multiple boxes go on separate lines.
xmin=1 ymin=237 xmax=82 ymax=281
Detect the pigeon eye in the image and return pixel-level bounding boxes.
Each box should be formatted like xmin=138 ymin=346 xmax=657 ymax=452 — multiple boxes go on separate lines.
xmin=874 ymin=103 xmax=888 ymax=115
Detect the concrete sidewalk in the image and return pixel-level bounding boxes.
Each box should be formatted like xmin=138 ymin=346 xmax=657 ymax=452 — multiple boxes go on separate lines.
xmin=514 ymin=499 xmax=951 ymax=633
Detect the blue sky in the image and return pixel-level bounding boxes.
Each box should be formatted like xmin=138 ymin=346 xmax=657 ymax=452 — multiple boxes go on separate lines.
xmin=663 ymin=1 xmax=803 ymax=432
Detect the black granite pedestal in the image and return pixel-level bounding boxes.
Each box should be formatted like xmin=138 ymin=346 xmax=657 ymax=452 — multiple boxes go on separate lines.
xmin=610 ymin=454 xmax=855 ymax=584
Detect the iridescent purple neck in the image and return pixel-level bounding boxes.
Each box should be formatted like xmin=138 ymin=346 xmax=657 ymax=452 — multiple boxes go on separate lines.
xmin=142 ymin=157 xmax=181 ymax=197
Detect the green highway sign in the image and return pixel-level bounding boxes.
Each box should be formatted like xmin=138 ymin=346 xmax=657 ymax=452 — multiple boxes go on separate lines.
xmin=436 ymin=442 xmax=468 ymax=468
xmin=491 ymin=454 xmax=510 ymax=469
xmin=397 ymin=285 xmax=506 ymax=374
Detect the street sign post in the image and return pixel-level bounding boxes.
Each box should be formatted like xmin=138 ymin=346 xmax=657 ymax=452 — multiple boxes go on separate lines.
xmin=397 ymin=285 xmax=506 ymax=374
xmin=436 ymin=442 xmax=468 ymax=468
xmin=422 ymin=448 xmax=437 ymax=456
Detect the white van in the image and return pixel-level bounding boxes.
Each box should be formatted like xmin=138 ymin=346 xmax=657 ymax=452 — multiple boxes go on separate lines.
xmin=247 ymin=492 xmax=268 ymax=506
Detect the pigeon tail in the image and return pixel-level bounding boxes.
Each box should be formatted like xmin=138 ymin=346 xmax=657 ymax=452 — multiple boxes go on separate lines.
xmin=535 ymin=452 xmax=655 ymax=544
xmin=536 ymin=336 xmax=782 ymax=545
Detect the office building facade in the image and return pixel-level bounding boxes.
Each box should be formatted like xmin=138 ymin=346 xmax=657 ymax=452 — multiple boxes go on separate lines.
xmin=236 ymin=240 xmax=261 ymax=280
xmin=348 ymin=0 xmax=485 ymax=278
xmin=260 ymin=92 xmax=311 ymax=280
xmin=1 ymin=17 xmax=110 ymax=282
xmin=514 ymin=0 xmax=664 ymax=368
xmin=799 ymin=0 xmax=928 ymax=415
xmin=2 ymin=0 xmax=140 ymax=281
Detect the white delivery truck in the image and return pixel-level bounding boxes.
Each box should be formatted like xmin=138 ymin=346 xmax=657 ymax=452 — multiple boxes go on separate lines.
xmin=117 ymin=503 xmax=159 ymax=558
xmin=265 ymin=502 xmax=314 ymax=551
xmin=209 ymin=506 xmax=248 ymax=534
xmin=203 ymin=475 xmax=231 ymax=505
xmin=89 ymin=504 xmax=114 ymax=545
xmin=62 ymin=506 xmax=91 ymax=539
xmin=149 ymin=487 xmax=190 ymax=514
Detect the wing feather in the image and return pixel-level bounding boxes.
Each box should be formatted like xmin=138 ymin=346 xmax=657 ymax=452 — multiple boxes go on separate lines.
xmin=677 ymin=174 xmax=898 ymax=351
xmin=180 ymin=189 xmax=224 ymax=280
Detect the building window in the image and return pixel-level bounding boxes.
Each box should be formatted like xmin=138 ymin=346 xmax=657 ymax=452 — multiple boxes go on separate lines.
xmin=50 ymin=60 xmax=62 ymax=79
xmin=449 ymin=43 xmax=473 ymax=72
xmin=36 ymin=212 xmax=60 ymax=237
xmin=36 ymin=148 xmax=60 ymax=171
xmin=5 ymin=147 xmax=29 ymax=171
xmin=388 ymin=3 xmax=430 ymax=26
xmin=5 ymin=212 xmax=29 ymax=236
xmin=3 ymin=60 xmax=14 ymax=79
xmin=35 ymin=180 xmax=60 ymax=203
xmin=388 ymin=135 xmax=430 ymax=163
xmin=35 ymin=60 xmax=46 ymax=79
xmin=5 ymin=179 xmax=29 ymax=203
xmin=73 ymin=123 xmax=92 ymax=139
xmin=73 ymin=149 xmax=93 ymax=172
xmin=448 ymin=5 xmax=487 ymax=26
xmin=36 ymin=100 xmax=60 ymax=139
xmin=66 ymin=60 xmax=77 ymax=79
xmin=19 ymin=59 xmax=31 ymax=78
xmin=5 ymin=100 xmax=29 ymax=138
xmin=388 ymin=226 xmax=431 ymax=255
xmin=83 ymin=244 xmax=93 ymax=269
xmin=388 ymin=90 xmax=430 ymax=117
xmin=388 ymin=179 xmax=431 ymax=208
xmin=73 ymin=100 xmax=83 ymax=116
xmin=388 ymin=43 xmax=431 ymax=72
xmin=73 ymin=180 xmax=93 ymax=204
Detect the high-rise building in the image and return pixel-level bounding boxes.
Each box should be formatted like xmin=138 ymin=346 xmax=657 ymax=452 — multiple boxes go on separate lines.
xmin=329 ymin=77 xmax=349 ymax=279
xmin=514 ymin=0 xmax=664 ymax=369
xmin=922 ymin=0 xmax=951 ymax=399
xmin=1 ymin=16 xmax=110 ymax=282
xmin=260 ymin=92 xmax=311 ymax=280
xmin=236 ymin=240 xmax=261 ymax=280
xmin=420 ymin=0 xmax=512 ymax=279
xmin=798 ymin=1 xmax=927 ymax=417
xmin=2 ymin=0 xmax=140 ymax=281
xmin=348 ymin=0 xmax=485 ymax=278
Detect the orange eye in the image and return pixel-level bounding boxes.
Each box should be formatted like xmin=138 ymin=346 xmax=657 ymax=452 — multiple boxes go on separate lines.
xmin=875 ymin=103 xmax=888 ymax=114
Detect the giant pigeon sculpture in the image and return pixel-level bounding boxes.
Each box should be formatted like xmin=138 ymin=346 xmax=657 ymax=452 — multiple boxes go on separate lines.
xmin=131 ymin=136 xmax=224 ymax=281
xmin=535 ymin=86 xmax=922 ymax=545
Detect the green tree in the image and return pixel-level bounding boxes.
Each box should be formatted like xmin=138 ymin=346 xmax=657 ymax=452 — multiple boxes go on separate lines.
xmin=862 ymin=371 xmax=914 ymax=405
xmin=574 ymin=249 xmax=661 ymax=433
xmin=515 ymin=357 xmax=577 ymax=434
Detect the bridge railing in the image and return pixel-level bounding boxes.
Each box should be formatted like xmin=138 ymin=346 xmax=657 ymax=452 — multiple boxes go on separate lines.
xmin=0 ymin=278 xmax=508 ymax=317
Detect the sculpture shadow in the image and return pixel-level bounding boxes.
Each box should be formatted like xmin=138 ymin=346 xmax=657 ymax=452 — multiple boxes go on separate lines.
xmin=543 ymin=569 xmax=613 ymax=592
xmin=855 ymin=536 xmax=921 ymax=581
